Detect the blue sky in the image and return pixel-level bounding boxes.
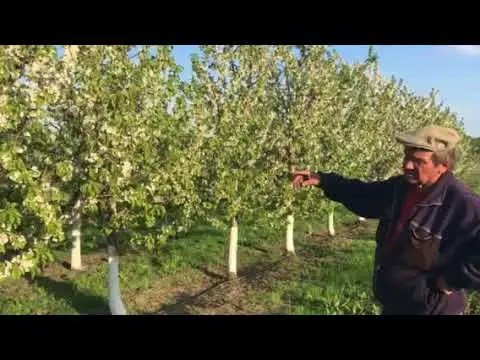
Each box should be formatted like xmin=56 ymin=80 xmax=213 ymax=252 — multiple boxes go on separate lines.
xmin=172 ymin=45 xmax=480 ymax=137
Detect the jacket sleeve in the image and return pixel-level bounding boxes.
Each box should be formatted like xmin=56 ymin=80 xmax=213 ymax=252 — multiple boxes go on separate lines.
xmin=441 ymin=235 xmax=480 ymax=291
xmin=441 ymin=254 xmax=480 ymax=291
xmin=440 ymin=201 xmax=480 ymax=291
xmin=319 ymin=172 xmax=395 ymax=219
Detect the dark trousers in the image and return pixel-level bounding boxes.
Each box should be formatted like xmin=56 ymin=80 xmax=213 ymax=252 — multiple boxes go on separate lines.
xmin=380 ymin=290 xmax=466 ymax=315
xmin=381 ymin=308 xmax=465 ymax=315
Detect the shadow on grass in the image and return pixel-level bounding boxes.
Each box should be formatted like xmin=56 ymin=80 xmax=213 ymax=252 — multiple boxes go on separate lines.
xmin=197 ymin=266 xmax=226 ymax=281
xmin=304 ymin=220 xmax=377 ymax=244
xmin=155 ymin=292 xmax=196 ymax=314
xmin=147 ymin=282 xmax=227 ymax=315
xmin=28 ymin=276 xmax=110 ymax=315
xmin=147 ymin=257 xmax=288 ymax=315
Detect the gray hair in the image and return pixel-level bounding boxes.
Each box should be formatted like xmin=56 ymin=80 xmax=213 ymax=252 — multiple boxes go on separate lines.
xmin=432 ymin=147 xmax=460 ymax=170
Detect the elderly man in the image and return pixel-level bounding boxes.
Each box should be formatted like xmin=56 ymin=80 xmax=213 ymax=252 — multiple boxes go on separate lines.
xmin=292 ymin=125 xmax=480 ymax=315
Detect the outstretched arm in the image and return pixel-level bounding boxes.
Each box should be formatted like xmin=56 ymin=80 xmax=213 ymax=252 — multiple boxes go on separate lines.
xmin=293 ymin=170 xmax=397 ymax=219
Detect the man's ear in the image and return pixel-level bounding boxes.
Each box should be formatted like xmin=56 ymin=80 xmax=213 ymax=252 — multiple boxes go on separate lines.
xmin=437 ymin=163 xmax=448 ymax=174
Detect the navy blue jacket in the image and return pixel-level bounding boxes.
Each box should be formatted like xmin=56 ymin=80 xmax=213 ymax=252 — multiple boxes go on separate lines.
xmin=319 ymin=171 xmax=480 ymax=314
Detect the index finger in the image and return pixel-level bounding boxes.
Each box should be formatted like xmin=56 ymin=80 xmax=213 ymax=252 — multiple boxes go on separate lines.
xmin=292 ymin=169 xmax=311 ymax=176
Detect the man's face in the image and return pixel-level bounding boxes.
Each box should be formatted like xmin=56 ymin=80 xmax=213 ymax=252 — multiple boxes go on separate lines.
xmin=402 ymin=147 xmax=448 ymax=187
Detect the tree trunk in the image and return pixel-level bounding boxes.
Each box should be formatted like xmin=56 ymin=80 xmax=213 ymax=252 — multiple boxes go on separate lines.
xmin=107 ymin=242 xmax=127 ymax=315
xmin=70 ymin=197 xmax=83 ymax=271
xmin=228 ymin=217 xmax=238 ymax=279
xmin=286 ymin=214 xmax=295 ymax=254
xmin=328 ymin=209 xmax=335 ymax=236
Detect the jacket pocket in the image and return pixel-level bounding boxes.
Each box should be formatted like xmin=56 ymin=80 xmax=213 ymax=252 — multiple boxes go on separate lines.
xmin=397 ymin=222 xmax=442 ymax=271
xmin=373 ymin=264 xmax=440 ymax=313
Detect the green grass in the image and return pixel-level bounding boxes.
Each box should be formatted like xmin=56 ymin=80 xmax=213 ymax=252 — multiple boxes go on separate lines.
xmin=253 ymin=223 xmax=381 ymax=315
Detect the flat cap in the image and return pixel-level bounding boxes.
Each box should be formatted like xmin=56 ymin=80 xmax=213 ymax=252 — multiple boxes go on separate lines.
xmin=395 ymin=125 xmax=461 ymax=152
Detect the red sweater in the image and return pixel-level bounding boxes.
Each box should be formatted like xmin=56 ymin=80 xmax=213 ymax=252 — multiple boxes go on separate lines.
xmin=384 ymin=185 xmax=426 ymax=254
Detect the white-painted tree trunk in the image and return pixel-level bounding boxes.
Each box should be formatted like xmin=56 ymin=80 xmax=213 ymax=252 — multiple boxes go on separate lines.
xmin=107 ymin=244 xmax=127 ymax=315
xmin=358 ymin=217 xmax=366 ymax=222
xmin=228 ymin=218 xmax=238 ymax=279
xmin=328 ymin=209 xmax=335 ymax=236
xmin=286 ymin=214 xmax=295 ymax=254
xmin=70 ymin=198 xmax=83 ymax=271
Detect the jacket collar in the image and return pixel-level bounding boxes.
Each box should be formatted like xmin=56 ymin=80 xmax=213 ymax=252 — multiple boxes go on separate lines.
xmin=414 ymin=171 xmax=453 ymax=207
